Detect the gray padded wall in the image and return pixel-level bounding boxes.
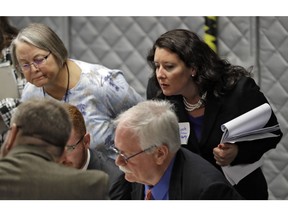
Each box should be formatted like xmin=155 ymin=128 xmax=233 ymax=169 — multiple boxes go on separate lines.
xmin=218 ymin=17 xmax=288 ymax=200
xmin=9 ymin=16 xmax=287 ymax=199
xmin=69 ymin=17 xmax=204 ymax=97
xmin=9 ymin=17 xmax=204 ymax=97
xmin=258 ymin=17 xmax=288 ymax=200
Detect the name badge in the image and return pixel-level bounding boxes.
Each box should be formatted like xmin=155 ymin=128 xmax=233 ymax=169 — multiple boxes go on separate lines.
xmin=179 ymin=122 xmax=190 ymax=145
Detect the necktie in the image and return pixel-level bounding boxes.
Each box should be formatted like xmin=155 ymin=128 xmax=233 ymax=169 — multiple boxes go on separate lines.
xmin=145 ymin=189 xmax=153 ymax=200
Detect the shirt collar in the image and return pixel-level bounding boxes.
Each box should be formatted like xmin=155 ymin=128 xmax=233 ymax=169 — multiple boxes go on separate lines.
xmin=144 ymin=156 xmax=176 ymax=200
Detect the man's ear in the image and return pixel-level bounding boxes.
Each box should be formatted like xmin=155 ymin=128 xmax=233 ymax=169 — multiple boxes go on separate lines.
xmin=83 ymin=133 xmax=90 ymax=148
xmin=1 ymin=123 xmax=19 ymax=156
xmin=154 ymin=144 xmax=169 ymax=165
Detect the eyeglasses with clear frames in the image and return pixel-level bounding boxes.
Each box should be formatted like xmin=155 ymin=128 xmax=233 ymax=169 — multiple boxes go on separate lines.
xmin=19 ymin=51 xmax=51 ymax=72
xmin=111 ymin=145 xmax=156 ymax=163
xmin=65 ymin=135 xmax=85 ymax=153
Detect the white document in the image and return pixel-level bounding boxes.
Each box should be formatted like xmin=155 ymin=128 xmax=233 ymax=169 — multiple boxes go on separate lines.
xmin=219 ymin=103 xmax=280 ymax=185
xmin=220 ymin=103 xmax=280 ymax=143
xmin=222 ymin=158 xmax=264 ymax=185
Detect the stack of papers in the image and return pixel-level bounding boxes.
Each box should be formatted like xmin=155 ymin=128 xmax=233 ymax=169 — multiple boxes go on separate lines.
xmin=220 ymin=103 xmax=280 ymax=185
xmin=220 ymin=103 xmax=280 ymax=143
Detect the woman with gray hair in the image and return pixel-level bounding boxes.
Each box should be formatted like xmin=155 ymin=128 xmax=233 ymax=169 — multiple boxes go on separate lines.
xmin=10 ymin=23 xmax=143 ymax=151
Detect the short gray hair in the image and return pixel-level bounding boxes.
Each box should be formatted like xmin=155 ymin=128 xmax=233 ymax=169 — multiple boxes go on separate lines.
xmin=11 ymin=99 xmax=72 ymax=148
xmin=114 ymin=100 xmax=181 ymax=153
xmin=11 ymin=23 xmax=68 ymax=71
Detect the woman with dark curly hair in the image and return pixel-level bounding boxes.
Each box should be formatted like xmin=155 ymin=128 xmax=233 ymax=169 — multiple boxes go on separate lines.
xmin=146 ymin=29 xmax=283 ymax=200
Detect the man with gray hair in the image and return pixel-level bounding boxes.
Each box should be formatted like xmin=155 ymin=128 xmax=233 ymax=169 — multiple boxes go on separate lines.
xmin=0 ymin=98 xmax=109 ymax=200
xmin=112 ymin=100 xmax=243 ymax=200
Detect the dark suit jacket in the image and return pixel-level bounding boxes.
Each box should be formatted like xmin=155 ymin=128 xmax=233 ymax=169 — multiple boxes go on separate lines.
xmin=131 ymin=148 xmax=243 ymax=200
xmin=89 ymin=146 xmax=132 ymax=200
xmin=0 ymin=144 xmax=109 ymax=200
xmin=147 ymin=76 xmax=283 ymax=199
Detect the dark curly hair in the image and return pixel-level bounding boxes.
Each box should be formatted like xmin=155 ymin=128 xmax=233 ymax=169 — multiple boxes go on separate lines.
xmin=147 ymin=29 xmax=251 ymax=97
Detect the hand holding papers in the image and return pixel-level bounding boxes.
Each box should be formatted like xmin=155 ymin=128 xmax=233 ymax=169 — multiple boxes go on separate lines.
xmin=220 ymin=103 xmax=280 ymax=185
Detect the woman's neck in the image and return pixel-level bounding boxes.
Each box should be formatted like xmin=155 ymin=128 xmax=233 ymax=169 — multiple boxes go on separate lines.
xmin=43 ymin=62 xmax=70 ymax=101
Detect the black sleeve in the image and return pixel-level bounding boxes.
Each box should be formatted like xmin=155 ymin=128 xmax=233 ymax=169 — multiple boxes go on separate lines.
xmin=231 ymin=78 xmax=283 ymax=164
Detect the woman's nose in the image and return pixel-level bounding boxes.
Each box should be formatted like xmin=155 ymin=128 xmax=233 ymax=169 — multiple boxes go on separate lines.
xmin=156 ymin=66 xmax=165 ymax=78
